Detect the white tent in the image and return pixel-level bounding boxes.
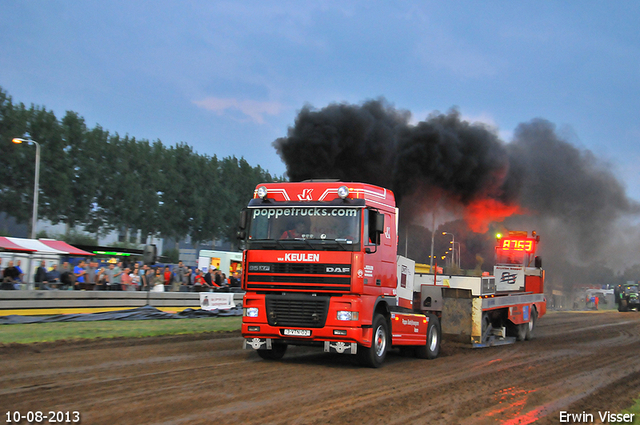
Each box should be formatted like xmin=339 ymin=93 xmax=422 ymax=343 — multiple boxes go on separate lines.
xmin=3 ymin=238 xmax=68 ymax=287
xmin=6 ymin=238 xmax=69 ymax=254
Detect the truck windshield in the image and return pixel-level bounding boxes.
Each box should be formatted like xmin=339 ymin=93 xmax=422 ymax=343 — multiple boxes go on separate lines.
xmin=247 ymin=206 xmax=361 ymax=248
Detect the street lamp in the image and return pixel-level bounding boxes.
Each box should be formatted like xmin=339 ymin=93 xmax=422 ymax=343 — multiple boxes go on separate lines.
xmin=12 ymin=138 xmax=41 ymax=239
xmin=442 ymin=231 xmax=455 ymax=270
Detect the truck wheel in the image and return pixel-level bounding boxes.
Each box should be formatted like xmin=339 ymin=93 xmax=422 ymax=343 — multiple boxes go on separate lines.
xmin=508 ymin=321 xmax=527 ymax=341
xmin=507 ymin=321 xmax=529 ymax=341
xmin=516 ymin=323 xmax=527 ymax=341
xmin=525 ymin=309 xmax=537 ymax=341
xmin=358 ymin=314 xmax=389 ymax=368
xmin=257 ymin=342 xmax=287 ymax=360
xmin=416 ymin=313 xmax=441 ymax=359
xmin=619 ymin=299 xmax=629 ymax=312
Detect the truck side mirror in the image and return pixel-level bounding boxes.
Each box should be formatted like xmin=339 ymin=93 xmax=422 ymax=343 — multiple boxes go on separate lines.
xmin=368 ymin=210 xmax=384 ymax=246
xmin=238 ymin=209 xmax=248 ymax=230
xmin=375 ymin=213 xmax=385 ymax=233
xmin=535 ymin=256 xmax=542 ymax=268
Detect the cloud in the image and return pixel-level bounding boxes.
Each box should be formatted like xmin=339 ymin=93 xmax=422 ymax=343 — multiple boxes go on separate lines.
xmin=193 ymin=97 xmax=283 ymax=124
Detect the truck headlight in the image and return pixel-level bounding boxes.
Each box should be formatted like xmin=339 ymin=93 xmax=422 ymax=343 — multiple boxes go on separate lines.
xmin=244 ymin=307 xmax=259 ymax=317
xmin=337 ymin=311 xmax=358 ymax=321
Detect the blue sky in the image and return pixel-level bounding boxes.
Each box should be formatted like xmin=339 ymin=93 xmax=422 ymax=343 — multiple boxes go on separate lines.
xmin=2 ymin=1 xmax=640 ymax=199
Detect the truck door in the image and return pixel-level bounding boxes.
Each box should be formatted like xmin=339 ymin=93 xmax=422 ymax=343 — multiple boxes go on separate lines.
xmin=363 ymin=209 xmax=395 ymax=289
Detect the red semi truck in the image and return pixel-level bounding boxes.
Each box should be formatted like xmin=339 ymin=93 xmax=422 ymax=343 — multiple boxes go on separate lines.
xmin=238 ymin=181 xmax=546 ymax=367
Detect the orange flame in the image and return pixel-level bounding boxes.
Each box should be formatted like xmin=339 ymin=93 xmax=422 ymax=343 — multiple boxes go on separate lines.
xmin=463 ymin=198 xmax=524 ymax=233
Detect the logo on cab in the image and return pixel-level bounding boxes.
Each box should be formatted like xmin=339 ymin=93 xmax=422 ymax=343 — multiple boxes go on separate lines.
xmin=325 ymin=266 xmax=350 ymax=273
xmin=284 ymin=253 xmax=320 ymax=262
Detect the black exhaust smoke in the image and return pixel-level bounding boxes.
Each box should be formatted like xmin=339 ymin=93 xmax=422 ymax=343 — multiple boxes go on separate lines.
xmin=273 ymin=98 xmax=639 ymax=270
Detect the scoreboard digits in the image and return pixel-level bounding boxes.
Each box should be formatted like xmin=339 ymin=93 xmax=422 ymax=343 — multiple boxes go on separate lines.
xmin=498 ymin=238 xmax=535 ymax=253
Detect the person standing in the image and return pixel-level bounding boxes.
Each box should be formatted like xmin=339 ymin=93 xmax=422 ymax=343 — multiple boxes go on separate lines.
xmin=85 ymin=261 xmax=98 ymax=289
xmin=152 ymin=268 xmax=164 ymax=292
xmin=47 ymin=264 xmax=61 ymax=288
xmin=60 ymin=262 xmax=74 ymax=290
xmin=129 ymin=267 xmax=141 ymax=290
xmin=121 ymin=267 xmax=132 ymax=290
xmin=173 ymin=261 xmax=185 ymax=292
xmin=183 ymin=266 xmax=193 ymax=290
xmin=132 ymin=263 xmax=143 ymax=287
xmin=204 ymin=268 xmax=213 ymax=287
xmin=229 ymin=271 xmax=241 ymax=288
xmin=74 ymin=260 xmax=87 ymax=289
xmin=111 ymin=261 xmax=123 ymax=291
xmin=16 ymin=260 xmax=24 ymax=278
xmin=104 ymin=263 xmax=116 ymax=290
xmin=15 ymin=260 xmax=24 ymax=285
xmin=2 ymin=260 xmax=20 ymax=290
xmin=163 ymin=266 xmax=173 ymax=291
xmin=193 ymin=269 xmax=205 ymax=286
xmin=94 ymin=267 xmax=107 ymax=291
xmin=35 ymin=260 xmax=48 ymax=290
xmin=144 ymin=267 xmax=155 ymax=291
xmin=214 ymin=269 xmax=223 ymax=287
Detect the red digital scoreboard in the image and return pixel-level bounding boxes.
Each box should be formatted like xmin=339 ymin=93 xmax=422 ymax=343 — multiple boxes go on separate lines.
xmin=496 ymin=238 xmax=536 ymax=254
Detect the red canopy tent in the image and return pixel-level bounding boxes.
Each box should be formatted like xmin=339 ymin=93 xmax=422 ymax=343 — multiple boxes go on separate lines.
xmin=0 ymin=237 xmax=36 ymax=252
xmin=39 ymin=240 xmax=95 ymax=256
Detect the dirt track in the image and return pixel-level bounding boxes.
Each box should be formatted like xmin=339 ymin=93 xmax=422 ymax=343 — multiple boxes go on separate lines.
xmin=2 ymin=310 xmax=640 ymax=424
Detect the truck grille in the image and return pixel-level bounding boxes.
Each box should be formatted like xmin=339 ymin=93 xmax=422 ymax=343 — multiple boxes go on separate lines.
xmin=246 ymin=262 xmax=351 ymax=293
xmin=265 ymin=295 xmax=329 ymax=328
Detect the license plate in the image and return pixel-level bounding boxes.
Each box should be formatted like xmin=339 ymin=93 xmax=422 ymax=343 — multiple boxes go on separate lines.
xmin=284 ymin=329 xmax=311 ymax=337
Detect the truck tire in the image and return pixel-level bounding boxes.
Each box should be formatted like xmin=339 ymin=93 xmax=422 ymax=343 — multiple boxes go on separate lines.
xmin=525 ymin=309 xmax=537 ymax=341
xmin=516 ymin=323 xmax=527 ymax=341
xmin=508 ymin=321 xmax=527 ymax=341
xmin=358 ymin=314 xmax=389 ymax=368
xmin=619 ymin=299 xmax=629 ymax=312
xmin=416 ymin=313 xmax=441 ymax=359
xmin=257 ymin=342 xmax=287 ymax=360
xmin=507 ymin=320 xmax=529 ymax=341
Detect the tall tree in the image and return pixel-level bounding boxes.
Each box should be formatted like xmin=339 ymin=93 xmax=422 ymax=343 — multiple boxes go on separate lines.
xmin=0 ymin=90 xmax=32 ymax=223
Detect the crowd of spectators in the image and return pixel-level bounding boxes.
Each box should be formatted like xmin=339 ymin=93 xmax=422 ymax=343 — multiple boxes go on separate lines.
xmin=0 ymin=258 xmax=242 ymax=292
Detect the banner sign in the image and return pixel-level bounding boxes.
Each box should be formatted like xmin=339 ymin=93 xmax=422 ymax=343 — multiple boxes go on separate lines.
xmin=200 ymin=293 xmax=236 ymax=310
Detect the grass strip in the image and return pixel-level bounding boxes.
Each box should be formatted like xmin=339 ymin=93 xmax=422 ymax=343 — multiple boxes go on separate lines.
xmin=0 ymin=316 xmax=243 ymax=344
xmin=611 ymin=397 xmax=640 ymax=424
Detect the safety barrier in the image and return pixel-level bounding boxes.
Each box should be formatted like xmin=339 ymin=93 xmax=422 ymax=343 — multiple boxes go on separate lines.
xmin=0 ymin=290 xmax=245 ymax=316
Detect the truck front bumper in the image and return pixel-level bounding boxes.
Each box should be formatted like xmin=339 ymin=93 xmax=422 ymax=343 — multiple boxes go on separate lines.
xmin=242 ymin=322 xmax=371 ymax=353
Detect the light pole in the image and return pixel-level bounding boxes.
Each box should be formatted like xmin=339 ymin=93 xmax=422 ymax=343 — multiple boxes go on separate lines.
xmin=442 ymin=231 xmax=455 ymax=270
xmin=453 ymin=241 xmax=461 ymax=269
xmin=12 ymin=138 xmax=41 ymax=239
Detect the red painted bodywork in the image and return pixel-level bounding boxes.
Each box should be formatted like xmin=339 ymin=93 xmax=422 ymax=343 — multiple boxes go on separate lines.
xmin=241 ymin=182 xmax=419 ymax=348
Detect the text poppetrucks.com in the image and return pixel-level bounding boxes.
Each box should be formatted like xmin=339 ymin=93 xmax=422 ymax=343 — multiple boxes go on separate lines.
xmin=560 ymin=410 xmax=635 ymax=423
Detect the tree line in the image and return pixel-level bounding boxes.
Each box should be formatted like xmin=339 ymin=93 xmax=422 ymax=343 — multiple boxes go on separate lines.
xmin=0 ymin=87 xmax=279 ymax=248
